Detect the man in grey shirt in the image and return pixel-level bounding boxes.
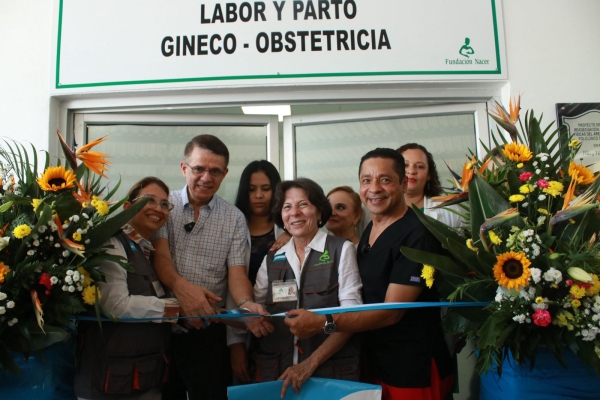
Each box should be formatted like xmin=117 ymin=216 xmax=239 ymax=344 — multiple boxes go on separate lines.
xmin=153 ymin=135 xmax=270 ymax=400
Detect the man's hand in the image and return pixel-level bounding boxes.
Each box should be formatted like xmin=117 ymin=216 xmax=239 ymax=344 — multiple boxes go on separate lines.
xmin=230 ymin=342 xmax=250 ymax=383
xmin=244 ymin=301 xmax=275 ymax=337
xmin=174 ymin=279 xmax=221 ymax=329
xmin=278 ymin=358 xmax=318 ymax=398
xmin=284 ymin=309 xmax=325 ymax=340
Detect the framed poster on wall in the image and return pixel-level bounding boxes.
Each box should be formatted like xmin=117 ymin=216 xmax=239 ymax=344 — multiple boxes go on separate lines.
xmin=556 ymin=103 xmax=600 ymax=172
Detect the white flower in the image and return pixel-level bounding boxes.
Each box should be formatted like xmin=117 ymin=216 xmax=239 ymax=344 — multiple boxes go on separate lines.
xmin=62 ymin=223 xmax=69 ymax=230
xmin=530 ymin=268 xmax=542 ymax=283
xmin=537 ymin=153 xmax=549 ymax=161
xmin=7 ymin=318 xmax=18 ymax=326
xmin=62 ymin=285 xmax=68 ymax=291
xmin=6 ymin=301 xmax=15 ymax=309
xmin=50 ymin=276 xmax=58 ymax=284
xmin=82 ymin=213 xmax=90 ymax=219
xmin=87 ymin=220 xmax=93 ymax=227
xmin=535 ymin=169 xmax=541 ymax=174
xmin=538 ymin=194 xmax=546 ymax=201
xmin=64 ymin=276 xmax=73 ymax=284
xmin=54 ymin=243 xmax=61 ymax=248
xmin=72 ymin=271 xmax=80 ymax=282
xmin=533 ymin=161 xmax=538 ymax=167
xmin=62 ymin=250 xmax=70 ymax=257
xmin=0 ymin=292 xmax=6 ymax=301
xmin=27 ymin=250 xmax=35 ymax=256
xmin=531 ymin=243 xmax=541 ymax=257
xmin=522 ymin=202 xmax=529 ymax=208
xmin=526 ymin=318 xmax=532 ymax=323
xmin=33 ymin=240 xmax=40 ymax=247
xmin=48 ymin=235 xmax=54 ymax=241
xmin=513 ymin=314 xmax=527 ymax=324
xmin=77 ymin=285 xmax=83 ymax=292
xmin=543 ymin=267 xmax=562 ymax=284
xmin=537 ymin=216 xmax=547 ymax=226
xmin=85 ymin=239 xmax=90 ymax=244
xmin=38 ymin=225 xmax=47 ymax=233
xmin=0 ymin=307 xmax=5 ymax=315
xmin=70 ymin=215 xmax=80 ymax=222
xmin=0 ymin=237 xmax=10 ymax=250
xmin=77 ymin=228 xmax=83 ymax=235
xmin=66 ymin=270 xmax=74 ymax=276
xmin=68 ymin=285 xmax=76 ymax=293
xmin=47 ymin=220 xmax=58 ymax=232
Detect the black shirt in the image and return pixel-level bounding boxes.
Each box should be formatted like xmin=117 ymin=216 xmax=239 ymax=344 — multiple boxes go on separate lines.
xmin=358 ymin=208 xmax=452 ymax=387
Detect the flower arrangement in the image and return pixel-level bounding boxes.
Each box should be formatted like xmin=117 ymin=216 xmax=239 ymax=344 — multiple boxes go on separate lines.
xmin=403 ymin=96 xmax=600 ymax=375
xmin=0 ymin=132 xmax=146 ymax=373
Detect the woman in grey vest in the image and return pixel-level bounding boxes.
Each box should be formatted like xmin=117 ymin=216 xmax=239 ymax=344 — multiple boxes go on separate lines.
xmin=251 ymin=178 xmax=363 ymax=397
xmin=75 ymin=177 xmax=180 ymax=400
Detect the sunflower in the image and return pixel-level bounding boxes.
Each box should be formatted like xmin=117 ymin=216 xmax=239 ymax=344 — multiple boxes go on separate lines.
xmin=493 ymin=251 xmax=531 ymax=291
xmin=421 ymin=265 xmax=435 ymax=288
xmin=37 ymin=166 xmax=77 ymax=192
xmin=502 ymin=143 xmax=533 ymax=162
xmin=82 ymin=286 xmax=101 ymax=305
xmin=568 ymin=162 xmax=597 ymax=185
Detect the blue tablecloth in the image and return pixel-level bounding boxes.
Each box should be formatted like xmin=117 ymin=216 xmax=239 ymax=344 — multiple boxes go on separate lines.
xmin=480 ymin=347 xmax=600 ymax=400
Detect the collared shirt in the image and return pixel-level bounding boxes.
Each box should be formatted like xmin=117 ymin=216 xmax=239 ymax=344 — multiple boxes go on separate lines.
xmin=424 ymin=196 xmax=464 ymax=229
xmin=155 ymin=186 xmax=249 ymax=303
xmin=97 ymin=224 xmax=165 ymax=320
xmin=254 ymin=230 xmax=363 ymax=307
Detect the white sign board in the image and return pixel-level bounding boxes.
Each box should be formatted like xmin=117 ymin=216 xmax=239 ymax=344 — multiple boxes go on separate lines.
xmin=54 ymin=0 xmax=506 ymax=91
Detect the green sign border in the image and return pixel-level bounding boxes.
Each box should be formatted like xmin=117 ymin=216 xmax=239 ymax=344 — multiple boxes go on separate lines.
xmin=55 ymin=0 xmax=502 ymax=89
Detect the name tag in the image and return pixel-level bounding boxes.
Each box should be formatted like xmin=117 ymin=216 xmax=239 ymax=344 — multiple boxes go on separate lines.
xmin=272 ymin=279 xmax=298 ymax=303
xmin=152 ymin=279 xmax=166 ymax=298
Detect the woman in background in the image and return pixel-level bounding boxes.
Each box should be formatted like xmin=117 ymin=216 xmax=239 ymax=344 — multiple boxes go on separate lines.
xmin=325 ymin=186 xmax=363 ymax=247
xmin=397 ymin=143 xmax=463 ymax=228
xmin=230 ymin=160 xmax=283 ymax=383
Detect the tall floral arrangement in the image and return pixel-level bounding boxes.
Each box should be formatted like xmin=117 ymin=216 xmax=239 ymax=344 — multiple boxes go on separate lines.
xmin=0 ymin=132 xmax=146 ymax=373
xmin=403 ymin=97 xmax=600 ymax=375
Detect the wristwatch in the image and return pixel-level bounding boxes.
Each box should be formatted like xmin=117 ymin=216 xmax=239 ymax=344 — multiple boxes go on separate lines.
xmin=323 ymin=314 xmax=337 ymax=334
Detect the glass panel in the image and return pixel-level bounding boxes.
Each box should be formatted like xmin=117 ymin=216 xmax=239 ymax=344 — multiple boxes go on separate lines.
xmin=294 ymin=113 xmax=476 ymax=195
xmin=87 ymin=124 xmax=267 ymax=203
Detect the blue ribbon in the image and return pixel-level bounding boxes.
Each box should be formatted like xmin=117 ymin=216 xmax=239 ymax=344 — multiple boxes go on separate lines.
xmin=72 ymin=301 xmax=489 ymax=322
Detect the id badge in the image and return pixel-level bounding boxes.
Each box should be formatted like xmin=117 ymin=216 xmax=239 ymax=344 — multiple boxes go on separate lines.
xmin=152 ymin=279 xmax=166 ymax=298
xmin=272 ymin=279 xmax=298 ymax=303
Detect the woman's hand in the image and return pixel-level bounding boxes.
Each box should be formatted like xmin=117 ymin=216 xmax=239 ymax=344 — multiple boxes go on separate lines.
xmin=278 ymin=358 xmax=318 ymax=398
xmin=269 ymin=231 xmax=292 ymax=252
xmin=230 ymin=342 xmax=251 ymax=383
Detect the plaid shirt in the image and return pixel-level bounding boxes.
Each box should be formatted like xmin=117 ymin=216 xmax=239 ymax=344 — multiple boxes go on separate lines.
xmin=155 ymin=186 xmax=249 ymax=304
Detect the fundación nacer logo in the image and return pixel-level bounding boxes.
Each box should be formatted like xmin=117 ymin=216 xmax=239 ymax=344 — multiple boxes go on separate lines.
xmin=446 ymin=37 xmax=490 ymax=66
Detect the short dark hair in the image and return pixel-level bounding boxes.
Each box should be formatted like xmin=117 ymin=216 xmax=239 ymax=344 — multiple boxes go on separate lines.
xmin=396 ymin=143 xmax=442 ymax=197
xmin=358 ymin=148 xmax=405 ymax=181
xmin=235 ymin=160 xmax=282 ymax=221
xmin=127 ymin=176 xmax=170 ymax=201
xmin=326 ymin=186 xmax=363 ymax=222
xmin=184 ymin=134 xmax=229 ymax=167
xmin=272 ymin=178 xmax=332 ymax=230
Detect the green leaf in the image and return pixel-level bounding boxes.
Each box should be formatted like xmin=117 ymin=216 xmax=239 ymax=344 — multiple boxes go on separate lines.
xmin=400 ymin=247 xmax=466 ymax=278
xmin=84 ymin=197 xmax=150 ymax=250
xmin=468 ymin=175 xmax=511 ymax=240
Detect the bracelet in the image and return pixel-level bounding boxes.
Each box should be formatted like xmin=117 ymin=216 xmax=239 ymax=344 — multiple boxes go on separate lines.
xmin=237 ymin=298 xmax=252 ymax=308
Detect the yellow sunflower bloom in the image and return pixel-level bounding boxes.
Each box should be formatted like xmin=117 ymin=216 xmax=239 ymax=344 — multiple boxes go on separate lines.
xmin=82 ymin=286 xmax=101 ymax=305
xmin=421 ymin=265 xmax=435 ymax=288
xmin=503 ymin=143 xmax=533 ymax=162
xmin=94 ymin=200 xmax=110 ymax=216
xmin=37 ymin=166 xmax=77 ymax=192
xmin=586 ymin=275 xmax=600 ymax=296
xmin=568 ymin=162 xmax=597 ymax=185
xmin=571 ymin=299 xmax=582 ymax=308
xmin=0 ymin=262 xmax=10 ymax=283
xmin=489 ymin=231 xmax=502 ymax=245
xmin=13 ymin=224 xmax=32 ymax=239
xmin=493 ymin=251 xmax=531 ymax=291
xmin=509 ymin=194 xmax=526 ymax=203
xmin=72 ymin=232 xmax=82 ymax=241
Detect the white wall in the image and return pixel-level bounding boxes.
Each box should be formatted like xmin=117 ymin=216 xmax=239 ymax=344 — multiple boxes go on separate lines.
xmin=502 ymin=0 xmax=600 ymax=127
xmin=0 ymin=0 xmax=53 ymax=150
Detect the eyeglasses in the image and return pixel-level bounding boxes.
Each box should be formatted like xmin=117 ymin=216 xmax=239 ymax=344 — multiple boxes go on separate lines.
xmin=184 ymin=163 xmax=225 ymax=178
xmin=131 ymin=195 xmax=174 ymax=212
